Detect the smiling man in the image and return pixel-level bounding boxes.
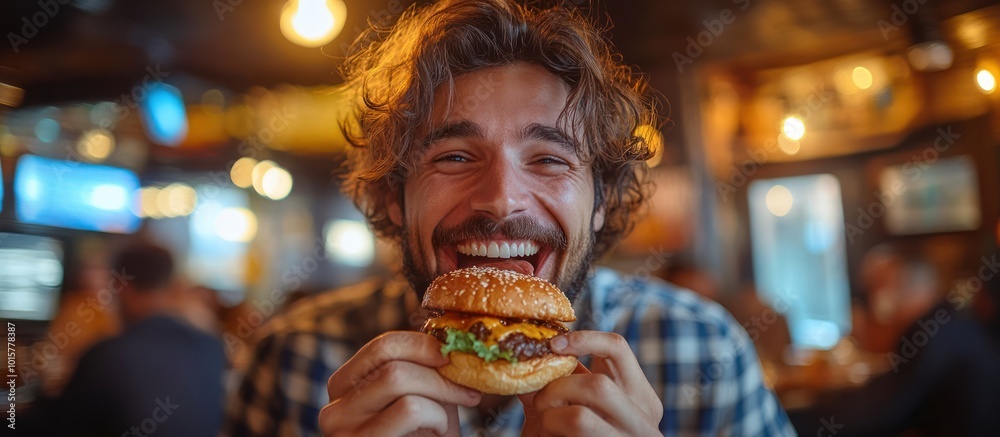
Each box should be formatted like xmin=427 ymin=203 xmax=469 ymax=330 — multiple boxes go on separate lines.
xmin=399 ymin=62 xmax=602 ymax=301
xmin=223 ymin=1 xmax=793 ymax=436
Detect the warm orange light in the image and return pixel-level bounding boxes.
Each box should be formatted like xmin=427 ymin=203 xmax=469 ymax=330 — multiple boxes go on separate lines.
xmin=280 ymin=0 xmax=346 ymax=47
xmin=976 ymin=69 xmax=996 ymax=94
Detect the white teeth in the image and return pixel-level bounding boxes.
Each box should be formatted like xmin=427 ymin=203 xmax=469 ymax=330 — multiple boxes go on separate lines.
xmin=456 ymin=240 xmax=542 ymax=258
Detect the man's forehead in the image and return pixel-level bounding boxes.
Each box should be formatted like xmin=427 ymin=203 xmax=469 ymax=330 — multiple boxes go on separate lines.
xmin=416 ymin=63 xmax=583 ymax=152
xmin=427 ymin=63 xmax=572 ymax=120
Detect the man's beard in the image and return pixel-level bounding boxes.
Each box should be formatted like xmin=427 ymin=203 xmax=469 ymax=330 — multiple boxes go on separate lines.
xmin=401 ymin=214 xmax=598 ymax=303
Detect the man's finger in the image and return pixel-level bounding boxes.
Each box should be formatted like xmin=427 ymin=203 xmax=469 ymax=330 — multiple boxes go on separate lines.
xmin=540 ymin=405 xmax=616 ymax=437
xmin=332 ymin=360 xmax=480 ymax=418
xmin=550 ymin=331 xmax=643 ymax=385
xmin=571 ymin=362 xmax=591 ymax=374
xmin=352 ymin=395 xmax=451 ymax=437
xmin=328 ymin=331 xmax=449 ymax=400
xmin=532 ymin=374 xmax=638 ymax=431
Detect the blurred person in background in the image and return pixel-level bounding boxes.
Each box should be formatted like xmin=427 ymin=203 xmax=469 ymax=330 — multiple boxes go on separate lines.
xmin=789 ymin=246 xmax=1000 ymax=436
xmin=853 ymin=245 xmax=938 ymax=354
xmin=223 ymin=1 xmax=793 ymax=436
xmin=723 ymin=285 xmax=792 ymax=376
xmin=24 ymin=242 xmax=226 ymax=437
xmin=33 ymin=255 xmax=120 ymax=398
xmin=656 ymin=256 xmax=720 ymax=302
xmin=174 ymin=284 xmax=225 ymax=334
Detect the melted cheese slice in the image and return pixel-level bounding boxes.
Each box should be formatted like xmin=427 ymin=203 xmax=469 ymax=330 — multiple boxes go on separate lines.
xmin=424 ymin=314 xmax=562 ymax=345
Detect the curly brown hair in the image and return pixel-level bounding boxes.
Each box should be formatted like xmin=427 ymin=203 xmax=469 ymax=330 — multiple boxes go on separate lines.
xmin=340 ymin=0 xmax=658 ymax=260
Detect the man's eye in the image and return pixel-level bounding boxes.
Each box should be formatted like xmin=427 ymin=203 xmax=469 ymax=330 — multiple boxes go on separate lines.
xmin=434 ymin=154 xmax=469 ymax=163
xmin=535 ymin=157 xmax=569 ymax=166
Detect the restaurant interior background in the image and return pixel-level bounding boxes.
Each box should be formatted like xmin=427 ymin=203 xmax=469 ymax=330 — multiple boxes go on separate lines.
xmin=2 ymin=0 xmax=999 ymax=430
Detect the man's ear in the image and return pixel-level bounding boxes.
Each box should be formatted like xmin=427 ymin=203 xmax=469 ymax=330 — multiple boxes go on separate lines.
xmin=593 ymin=203 xmax=606 ymax=232
xmin=387 ymin=189 xmax=404 ymax=228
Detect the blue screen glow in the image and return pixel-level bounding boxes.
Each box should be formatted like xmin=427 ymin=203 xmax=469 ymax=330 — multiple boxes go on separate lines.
xmin=141 ymin=82 xmax=188 ymax=146
xmin=748 ymin=174 xmax=852 ymax=350
xmin=15 ymin=155 xmax=141 ymax=233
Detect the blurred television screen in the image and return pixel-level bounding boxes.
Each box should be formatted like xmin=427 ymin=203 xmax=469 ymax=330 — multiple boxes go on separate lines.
xmin=14 ymin=155 xmax=141 ymax=233
xmin=0 ymin=232 xmax=64 ymax=321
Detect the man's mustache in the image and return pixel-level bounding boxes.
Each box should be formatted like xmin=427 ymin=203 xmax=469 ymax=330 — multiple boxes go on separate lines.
xmin=432 ymin=215 xmax=568 ymax=250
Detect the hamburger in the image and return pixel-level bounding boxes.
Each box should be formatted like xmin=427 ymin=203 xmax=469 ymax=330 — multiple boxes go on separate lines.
xmin=421 ymin=266 xmax=578 ymax=395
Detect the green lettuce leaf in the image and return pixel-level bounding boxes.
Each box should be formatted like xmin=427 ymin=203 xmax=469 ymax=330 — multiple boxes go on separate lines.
xmin=439 ymin=328 xmax=518 ymax=364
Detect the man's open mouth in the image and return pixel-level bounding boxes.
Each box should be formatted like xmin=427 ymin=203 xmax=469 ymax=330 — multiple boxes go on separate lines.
xmin=455 ymin=240 xmax=545 ymax=276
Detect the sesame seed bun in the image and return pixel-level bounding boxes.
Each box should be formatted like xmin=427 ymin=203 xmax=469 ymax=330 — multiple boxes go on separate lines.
xmin=421 ymin=267 xmax=576 ymax=322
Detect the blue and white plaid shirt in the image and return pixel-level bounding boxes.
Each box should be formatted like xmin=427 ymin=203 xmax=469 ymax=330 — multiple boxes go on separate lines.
xmin=222 ymin=268 xmax=795 ymax=436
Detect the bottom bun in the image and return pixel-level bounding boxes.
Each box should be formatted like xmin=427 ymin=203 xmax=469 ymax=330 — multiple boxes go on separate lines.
xmin=438 ymin=352 xmax=578 ymax=395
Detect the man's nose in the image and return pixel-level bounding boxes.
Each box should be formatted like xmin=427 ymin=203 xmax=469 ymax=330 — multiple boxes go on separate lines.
xmin=469 ymin=160 xmax=530 ymax=220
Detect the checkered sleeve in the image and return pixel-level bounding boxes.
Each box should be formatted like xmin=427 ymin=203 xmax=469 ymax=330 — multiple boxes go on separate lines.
xmin=222 ymin=333 xmax=290 ymax=437
xmin=222 ymin=330 xmax=359 ymax=437
xmin=654 ymin=300 xmax=795 ymax=436
xmin=618 ymin=279 xmax=795 ymax=436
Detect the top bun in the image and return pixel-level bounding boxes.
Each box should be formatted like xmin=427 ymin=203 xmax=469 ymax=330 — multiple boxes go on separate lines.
xmin=423 ymin=267 xmax=576 ymax=322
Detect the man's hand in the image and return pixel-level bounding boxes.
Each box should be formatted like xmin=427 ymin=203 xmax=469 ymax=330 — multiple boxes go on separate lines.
xmin=319 ymin=332 xmax=482 ymax=436
xmin=519 ymin=331 xmax=663 ymax=436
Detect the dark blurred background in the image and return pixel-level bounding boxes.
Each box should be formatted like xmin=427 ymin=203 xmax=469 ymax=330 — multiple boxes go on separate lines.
xmin=3 ymin=0 xmax=1000 ymax=434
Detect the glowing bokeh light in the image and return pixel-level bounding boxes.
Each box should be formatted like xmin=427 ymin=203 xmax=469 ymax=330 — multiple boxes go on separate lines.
xmin=251 ymin=160 xmax=277 ymax=195
xmin=851 ymin=66 xmax=874 ymax=90
xmin=324 ymin=220 xmax=375 ymax=267
xmin=214 ymin=207 xmax=258 ymax=242
xmin=230 ymin=157 xmax=257 ymax=188
xmin=781 ymin=116 xmax=806 ymax=141
xmin=976 ymin=69 xmax=997 ymax=94
xmin=279 ymin=0 xmax=347 ymax=47
xmin=765 ymin=185 xmax=794 ymax=217
xmin=89 ymin=184 xmax=129 ymax=211
xmin=261 ymin=166 xmax=293 ymax=200
xmin=78 ymin=129 xmax=115 ymax=161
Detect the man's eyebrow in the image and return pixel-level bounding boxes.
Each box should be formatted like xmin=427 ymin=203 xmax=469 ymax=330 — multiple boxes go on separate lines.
xmin=420 ymin=121 xmax=486 ymax=149
xmin=520 ymin=123 xmax=578 ymax=154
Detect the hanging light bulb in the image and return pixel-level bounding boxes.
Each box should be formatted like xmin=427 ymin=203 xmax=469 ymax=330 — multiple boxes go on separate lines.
xmin=781 ymin=115 xmax=806 ymax=141
xmin=280 ymin=0 xmax=347 ymax=48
